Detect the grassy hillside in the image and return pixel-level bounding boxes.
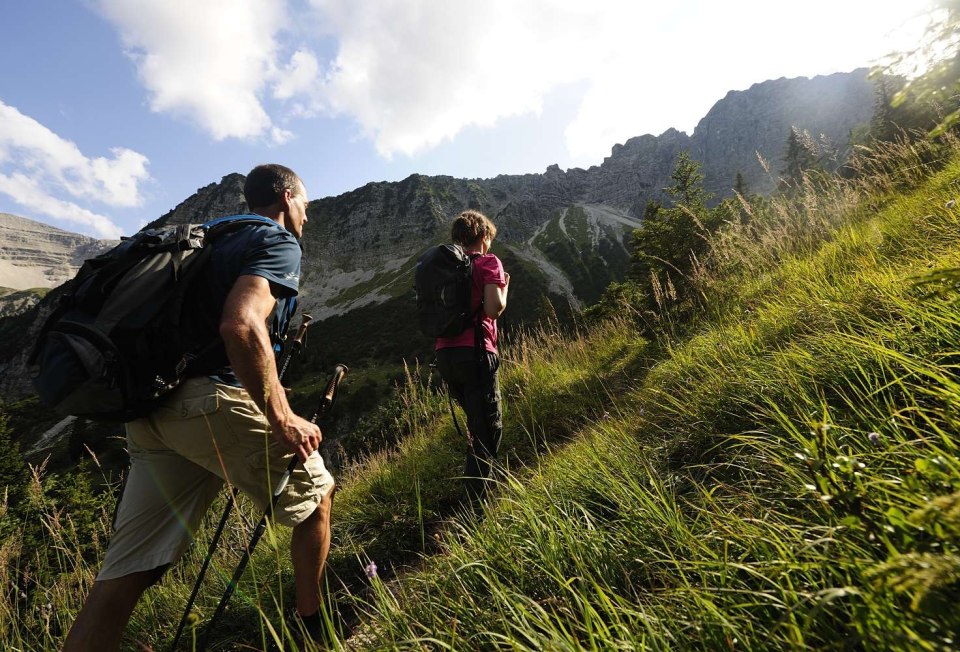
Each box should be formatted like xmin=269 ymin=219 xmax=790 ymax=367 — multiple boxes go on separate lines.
xmin=3 ymin=132 xmax=960 ymax=650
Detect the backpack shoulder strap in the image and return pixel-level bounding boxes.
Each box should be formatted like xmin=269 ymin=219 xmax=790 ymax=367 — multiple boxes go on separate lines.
xmin=202 ymin=214 xmax=279 ymax=232
xmin=202 ymin=214 xmax=290 ymax=245
xmin=467 ymin=252 xmax=487 ymax=361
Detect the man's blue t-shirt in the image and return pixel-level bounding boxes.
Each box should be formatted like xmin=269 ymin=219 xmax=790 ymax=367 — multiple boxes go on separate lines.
xmin=186 ymin=215 xmax=302 ymax=380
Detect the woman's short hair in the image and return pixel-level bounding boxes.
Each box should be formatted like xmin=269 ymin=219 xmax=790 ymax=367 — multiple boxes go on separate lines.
xmin=450 ymin=210 xmax=497 ymax=247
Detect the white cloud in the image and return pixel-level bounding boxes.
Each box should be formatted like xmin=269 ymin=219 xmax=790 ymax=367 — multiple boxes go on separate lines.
xmin=271 ymin=126 xmax=295 ymax=145
xmin=0 ymin=101 xmax=148 ymax=238
xmin=312 ymin=0 xmax=630 ymax=158
xmin=274 ymin=49 xmax=322 ymax=101
xmin=96 ymin=0 xmax=290 ymax=140
xmin=91 ymin=0 xmax=932 ymax=163
xmin=0 ymin=173 xmax=124 ymax=239
xmin=308 ymin=0 xmax=930 ymax=162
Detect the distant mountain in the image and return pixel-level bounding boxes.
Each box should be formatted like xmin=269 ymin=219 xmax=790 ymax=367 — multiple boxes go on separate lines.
xmin=0 ymin=69 xmax=878 ymax=402
xmin=0 ymin=213 xmax=115 ymax=290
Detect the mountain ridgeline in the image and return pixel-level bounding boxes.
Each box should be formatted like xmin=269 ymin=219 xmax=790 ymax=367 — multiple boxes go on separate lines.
xmin=0 ymin=69 xmax=875 ymax=402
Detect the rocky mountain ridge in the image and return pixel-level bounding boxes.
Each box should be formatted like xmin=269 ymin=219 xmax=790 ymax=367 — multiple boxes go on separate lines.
xmin=0 ymin=69 xmax=878 ymax=400
xmin=299 ymin=70 xmax=873 ymax=317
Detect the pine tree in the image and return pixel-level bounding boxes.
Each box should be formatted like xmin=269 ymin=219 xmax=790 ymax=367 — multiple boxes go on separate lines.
xmin=780 ymin=127 xmax=818 ymax=193
xmin=666 ymin=151 xmax=707 ymax=208
xmin=629 ymin=200 xmax=663 ymax=285
xmin=871 ymin=77 xmax=899 ymax=142
xmin=734 ymin=171 xmax=748 ymax=197
xmin=629 ymin=153 xmax=723 ymax=308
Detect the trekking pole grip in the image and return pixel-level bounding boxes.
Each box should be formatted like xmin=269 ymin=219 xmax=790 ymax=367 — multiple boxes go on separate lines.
xmin=274 ymin=363 xmax=348 ymax=497
xmin=277 ymin=313 xmax=313 ymax=381
xmin=311 ymin=363 xmax=348 ymax=424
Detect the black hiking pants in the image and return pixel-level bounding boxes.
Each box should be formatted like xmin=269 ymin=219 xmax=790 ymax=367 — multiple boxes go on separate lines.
xmin=436 ymin=347 xmax=503 ymax=502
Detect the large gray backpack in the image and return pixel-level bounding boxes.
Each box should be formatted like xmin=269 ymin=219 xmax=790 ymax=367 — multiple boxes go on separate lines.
xmin=29 ymin=215 xmax=274 ymax=422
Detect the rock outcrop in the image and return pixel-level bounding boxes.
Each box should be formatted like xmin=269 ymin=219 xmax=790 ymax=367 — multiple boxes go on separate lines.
xmin=692 ymin=70 xmax=874 ymax=197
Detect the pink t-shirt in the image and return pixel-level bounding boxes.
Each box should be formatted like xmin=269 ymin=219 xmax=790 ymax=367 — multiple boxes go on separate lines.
xmin=435 ymin=253 xmax=506 ymax=353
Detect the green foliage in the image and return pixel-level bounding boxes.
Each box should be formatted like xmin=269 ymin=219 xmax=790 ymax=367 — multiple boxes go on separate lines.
xmin=627 ymin=152 xmax=726 ymax=322
xmin=0 ymin=408 xmax=28 ymax=516
xmin=582 ymin=280 xmax=648 ymax=328
xmin=338 ymin=135 xmax=960 ymax=651
xmin=871 ymin=76 xmax=903 ymax=142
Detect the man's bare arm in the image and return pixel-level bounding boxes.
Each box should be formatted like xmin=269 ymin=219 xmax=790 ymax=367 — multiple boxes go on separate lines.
xmin=219 ymin=275 xmax=321 ymax=461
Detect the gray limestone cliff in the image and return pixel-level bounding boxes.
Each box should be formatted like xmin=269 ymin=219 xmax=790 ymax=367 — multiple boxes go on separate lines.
xmin=692 ymin=70 xmax=874 ymax=198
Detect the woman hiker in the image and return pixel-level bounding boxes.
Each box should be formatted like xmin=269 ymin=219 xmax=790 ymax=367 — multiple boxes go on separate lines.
xmin=435 ymin=210 xmax=510 ymax=506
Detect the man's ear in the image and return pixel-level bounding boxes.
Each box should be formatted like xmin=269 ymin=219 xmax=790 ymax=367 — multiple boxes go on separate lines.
xmin=280 ymin=188 xmax=294 ymax=211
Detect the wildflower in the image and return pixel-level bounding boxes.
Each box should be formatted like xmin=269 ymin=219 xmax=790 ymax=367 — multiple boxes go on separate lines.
xmin=601 ymin=411 xmax=611 ymax=420
xmin=365 ymin=561 xmax=378 ymax=579
xmin=946 ymin=199 xmax=956 ymax=209
xmin=868 ymin=432 xmax=880 ymax=445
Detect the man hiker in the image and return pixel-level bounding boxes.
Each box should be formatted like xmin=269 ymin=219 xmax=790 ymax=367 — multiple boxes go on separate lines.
xmin=435 ymin=210 xmax=510 ymax=505
xmin=63 ymin=164 xmax=336 ymax=651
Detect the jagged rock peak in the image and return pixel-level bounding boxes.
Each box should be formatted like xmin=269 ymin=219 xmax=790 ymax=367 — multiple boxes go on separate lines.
xmin=153 ymin=173 xmax=247 ymax=227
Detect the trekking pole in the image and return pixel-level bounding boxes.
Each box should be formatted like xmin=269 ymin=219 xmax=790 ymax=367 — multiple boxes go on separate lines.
xmin=170 ymin=314 xmax=315 ymax=652
xmin=277 ymin=313 xmax=312 ymax=380
xmin=197 ymin=363 xmax=349 ymax=652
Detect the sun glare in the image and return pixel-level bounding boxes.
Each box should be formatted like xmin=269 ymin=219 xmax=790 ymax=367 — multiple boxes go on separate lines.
xmin=866 ymin=1 xmax=943 ymax=78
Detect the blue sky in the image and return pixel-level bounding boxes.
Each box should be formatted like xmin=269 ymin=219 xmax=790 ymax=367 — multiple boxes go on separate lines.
xmin=0 ymin=0 xmax=932 ymax=239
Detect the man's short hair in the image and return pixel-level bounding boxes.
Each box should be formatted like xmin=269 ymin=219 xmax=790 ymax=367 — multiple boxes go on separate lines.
xmin=451 ymin=210 xmax=497 ymax=247
xmin=244 ymin=164 xmax=302 ymax=210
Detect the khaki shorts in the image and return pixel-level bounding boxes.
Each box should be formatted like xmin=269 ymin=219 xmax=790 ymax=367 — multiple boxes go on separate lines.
xmin=97 ymin=377 xmax=335 ymax=581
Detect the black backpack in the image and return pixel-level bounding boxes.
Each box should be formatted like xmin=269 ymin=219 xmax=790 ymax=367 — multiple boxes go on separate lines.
xmin=28 ymin=215 xmax=276 ymax=422
xmin=414 ymin=244 xmax=481 ymax=338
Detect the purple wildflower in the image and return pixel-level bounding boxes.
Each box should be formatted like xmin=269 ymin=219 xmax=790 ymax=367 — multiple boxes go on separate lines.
xmin=365 ymin=561 xmax=378 ymax=579
xmin=868 ymin=432 xmax=880 ymax=445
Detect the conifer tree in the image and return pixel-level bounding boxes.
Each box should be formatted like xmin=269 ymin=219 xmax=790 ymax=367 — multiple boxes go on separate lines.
xmin=629 ymin=153 xmax=723 ymax=309
xmin=871 ymin=76 xmax=899 ymax=142
xmin=780 ymin=127 xmax=819 ymax=193
xmin=734 ymin=171 xmax=748 ymax=197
